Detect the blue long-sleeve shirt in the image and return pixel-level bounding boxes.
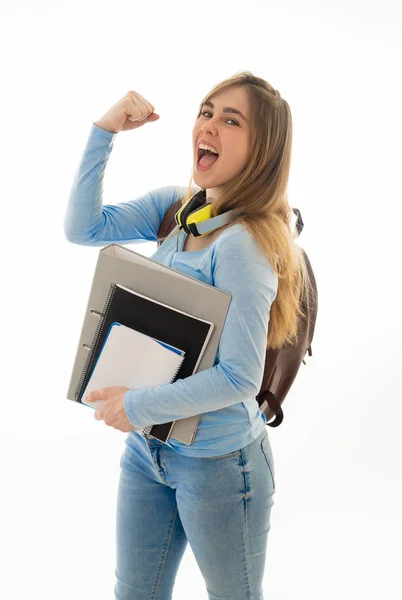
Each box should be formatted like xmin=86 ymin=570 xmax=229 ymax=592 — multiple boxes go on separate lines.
xmin=64 ymin=123 xmax=278 ymax=457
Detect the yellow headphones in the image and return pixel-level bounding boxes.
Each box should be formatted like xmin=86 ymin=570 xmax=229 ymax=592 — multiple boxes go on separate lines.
xmin=175 ymin=189 xmax=239 ymax=238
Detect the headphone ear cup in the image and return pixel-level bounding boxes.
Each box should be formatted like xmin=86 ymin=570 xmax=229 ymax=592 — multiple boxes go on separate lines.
xmin=176 ymin=190 xmax=206 ymax=233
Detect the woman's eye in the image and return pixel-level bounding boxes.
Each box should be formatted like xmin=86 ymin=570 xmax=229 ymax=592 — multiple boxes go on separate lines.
xmin=200 ymin=110 xmax=238 ymax=126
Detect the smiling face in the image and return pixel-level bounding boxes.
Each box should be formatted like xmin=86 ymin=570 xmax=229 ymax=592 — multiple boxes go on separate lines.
xmin=192 ymin=86 xmax=251 ymax=204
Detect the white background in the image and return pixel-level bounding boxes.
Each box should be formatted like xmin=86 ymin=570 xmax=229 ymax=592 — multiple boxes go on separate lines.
xmin=1 ymin=1 xmax=401 ymax=598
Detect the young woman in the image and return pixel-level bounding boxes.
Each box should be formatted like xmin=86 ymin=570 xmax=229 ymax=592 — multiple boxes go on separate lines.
xmin=64 ymin=71 xmax=313 ymax=600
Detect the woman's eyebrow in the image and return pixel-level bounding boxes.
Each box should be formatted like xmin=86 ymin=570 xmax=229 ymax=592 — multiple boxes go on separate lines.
xmin=202 ymin=100 xmax=248 ymax=123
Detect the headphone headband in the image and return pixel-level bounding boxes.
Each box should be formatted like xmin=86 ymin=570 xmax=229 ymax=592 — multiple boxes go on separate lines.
xmin=175 ymin=189 xmax=239 ymax=238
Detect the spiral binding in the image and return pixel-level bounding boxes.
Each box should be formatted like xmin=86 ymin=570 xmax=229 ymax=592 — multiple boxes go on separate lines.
xmin=75 ymin=283 xmax=117 ymax=402
xmin=170 ymin=354 xmax=185 ymax=382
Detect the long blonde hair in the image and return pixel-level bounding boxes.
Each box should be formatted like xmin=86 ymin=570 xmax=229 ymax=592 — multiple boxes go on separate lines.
xmin=159 ymin=70 xmax=317 ymax=350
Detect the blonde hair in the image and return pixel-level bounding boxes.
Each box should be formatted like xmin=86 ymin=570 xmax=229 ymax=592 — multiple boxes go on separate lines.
xmin=160 ymin=70 xmax=317 ymax=350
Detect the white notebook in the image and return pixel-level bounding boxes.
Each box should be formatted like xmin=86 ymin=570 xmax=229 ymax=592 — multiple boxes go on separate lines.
xmin=81 ymin=322 xmax=186 ymax=428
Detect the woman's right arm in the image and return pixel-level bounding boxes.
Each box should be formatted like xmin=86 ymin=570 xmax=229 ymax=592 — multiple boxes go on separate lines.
xmin=63 ymin=123 xmax=182 ymax=246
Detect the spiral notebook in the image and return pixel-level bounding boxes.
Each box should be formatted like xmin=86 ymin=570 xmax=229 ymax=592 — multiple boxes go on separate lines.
xmin=75 ymin=282 xmax=214 ymax=442
xmin=81 ymin=322 xmax=186 ymax=437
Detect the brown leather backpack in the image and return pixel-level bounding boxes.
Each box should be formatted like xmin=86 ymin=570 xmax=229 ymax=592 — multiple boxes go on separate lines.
xmin=157 ymin=200 xmax=318 ymax=427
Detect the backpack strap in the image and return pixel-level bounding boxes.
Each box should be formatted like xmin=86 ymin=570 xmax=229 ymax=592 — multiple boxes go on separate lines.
xmin=157 ymin=199 xmax=182 ymax=246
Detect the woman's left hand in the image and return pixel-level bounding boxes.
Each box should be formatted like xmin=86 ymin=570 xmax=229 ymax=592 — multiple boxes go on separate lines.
xmin=84 ymin=386 xmax=134 ymax=432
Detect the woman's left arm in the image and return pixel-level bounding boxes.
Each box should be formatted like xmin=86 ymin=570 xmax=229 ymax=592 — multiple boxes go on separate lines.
xmin=123 ymin=231 xmax=278 ymax=428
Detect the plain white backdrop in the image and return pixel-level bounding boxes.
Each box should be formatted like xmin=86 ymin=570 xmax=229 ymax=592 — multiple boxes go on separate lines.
xmin=1 ymin=1 xmax=401 ymax=598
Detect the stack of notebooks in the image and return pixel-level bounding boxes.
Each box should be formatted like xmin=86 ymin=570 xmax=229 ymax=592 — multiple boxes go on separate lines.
xmin=76 ymin=282 xmax=215 ymax=439
xmin=66 ymin=243 xmax=232 ymax=445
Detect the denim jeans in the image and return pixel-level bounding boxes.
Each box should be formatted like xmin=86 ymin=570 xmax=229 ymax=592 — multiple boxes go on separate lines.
xmin=114 ymin=427 xmax=276 ymax=600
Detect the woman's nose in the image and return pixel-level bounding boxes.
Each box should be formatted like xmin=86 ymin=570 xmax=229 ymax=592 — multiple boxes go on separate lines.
xmin=201 ymin=121 xmax=217 ymax=135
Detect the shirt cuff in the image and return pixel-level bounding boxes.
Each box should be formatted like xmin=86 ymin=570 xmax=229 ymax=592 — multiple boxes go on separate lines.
xmin=124 ymin=389 xmax=149 ymax=429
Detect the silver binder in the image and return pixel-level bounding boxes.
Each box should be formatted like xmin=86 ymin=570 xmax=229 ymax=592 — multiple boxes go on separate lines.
xmin=66 ymin=243 xmax=232 ymax=445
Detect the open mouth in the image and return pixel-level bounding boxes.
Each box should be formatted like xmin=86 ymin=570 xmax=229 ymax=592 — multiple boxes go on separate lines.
xmin=197 ymin=147 xmax=220 ymax=167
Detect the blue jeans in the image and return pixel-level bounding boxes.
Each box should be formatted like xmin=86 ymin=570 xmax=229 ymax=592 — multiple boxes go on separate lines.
xmin=114 ymin=427 xmax=276 ymax=600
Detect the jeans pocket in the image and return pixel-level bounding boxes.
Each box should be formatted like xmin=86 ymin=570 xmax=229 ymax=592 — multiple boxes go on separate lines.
xmin=261 ymin=432 xmax=276 ymax=490
xmin=200 ymin=449 xmax=242 ymax=461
